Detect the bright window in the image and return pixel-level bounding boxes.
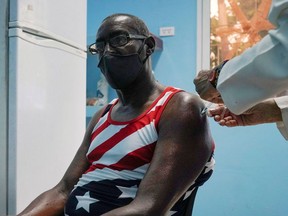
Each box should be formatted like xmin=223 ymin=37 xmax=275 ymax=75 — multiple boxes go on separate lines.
xmin=210 ymin=0 xmax=274 ymax=68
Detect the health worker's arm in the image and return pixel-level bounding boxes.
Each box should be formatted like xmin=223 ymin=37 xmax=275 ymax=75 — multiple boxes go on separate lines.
xmin=217 ymin=0 xmax=288 ymax=114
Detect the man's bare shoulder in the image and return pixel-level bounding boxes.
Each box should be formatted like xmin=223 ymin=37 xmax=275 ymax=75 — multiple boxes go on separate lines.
xmin=158 ymin=90 xmax=212 ymax=151
xmin=168 ymin=91 xmax=205 ymax=115
xmin=158 ymin=90 xmax=206 ymax=130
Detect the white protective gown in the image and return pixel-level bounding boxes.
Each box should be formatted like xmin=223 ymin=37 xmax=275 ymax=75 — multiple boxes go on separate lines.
xmin=217 ymin=0 xmax=288 ymax=139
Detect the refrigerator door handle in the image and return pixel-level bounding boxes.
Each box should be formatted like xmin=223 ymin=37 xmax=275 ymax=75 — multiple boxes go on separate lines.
xmin=9 ymin=21 xmax=86 ymax=52
xmin=9 ymin=28 xmax=86 ymax=58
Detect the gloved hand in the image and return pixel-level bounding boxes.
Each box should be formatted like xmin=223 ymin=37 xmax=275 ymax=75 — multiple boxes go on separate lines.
xmin=193 ymin=69 xmax=223 ymax=104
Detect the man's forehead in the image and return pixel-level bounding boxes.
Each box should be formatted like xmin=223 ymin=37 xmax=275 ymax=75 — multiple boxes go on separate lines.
xmin=103 ymin=15 xmax=133 ymax=27
xmin=97 ymin=16 xmax=136 ymax=38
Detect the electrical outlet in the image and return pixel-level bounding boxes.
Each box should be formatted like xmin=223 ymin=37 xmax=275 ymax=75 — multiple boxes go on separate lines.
xmin=159 ymin=27 xmax=175 ymax=36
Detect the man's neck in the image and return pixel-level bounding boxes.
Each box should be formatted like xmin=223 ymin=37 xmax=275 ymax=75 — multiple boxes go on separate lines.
xmin=116 ymin=80 xmax=163 ymax=107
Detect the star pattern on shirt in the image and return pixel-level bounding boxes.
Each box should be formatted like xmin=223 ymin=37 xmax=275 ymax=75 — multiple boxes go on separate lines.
xmin=169 ymin=210 xmax=177 ymax=215
xmin=116 ymin=184 xmax=138 ymax=198
xmin=76 ymin=191 xmax=99 ymax=213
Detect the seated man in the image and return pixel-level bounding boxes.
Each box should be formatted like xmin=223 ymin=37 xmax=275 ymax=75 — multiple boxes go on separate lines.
xmin=18 ymin=13 xmax=215 ymax=216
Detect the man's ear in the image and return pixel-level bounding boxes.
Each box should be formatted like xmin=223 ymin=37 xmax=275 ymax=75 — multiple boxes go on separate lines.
xmin=145 ymin=36 xmax=155 ymax=55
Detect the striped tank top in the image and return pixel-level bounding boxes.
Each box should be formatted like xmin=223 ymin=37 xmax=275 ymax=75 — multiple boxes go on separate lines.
xmin=65 ymin=86 xmax=215 ymax=216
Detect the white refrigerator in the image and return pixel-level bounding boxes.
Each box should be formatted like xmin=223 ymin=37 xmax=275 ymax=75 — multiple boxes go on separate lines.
xmin=8 ymin=0 xmax=87 ymax=214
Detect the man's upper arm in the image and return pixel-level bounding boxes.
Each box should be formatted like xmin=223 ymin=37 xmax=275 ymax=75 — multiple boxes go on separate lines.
xmin=131 ymin=92 xmax=214 ymax=213
xmin=58 ymin=107 xmax=106 ymax=194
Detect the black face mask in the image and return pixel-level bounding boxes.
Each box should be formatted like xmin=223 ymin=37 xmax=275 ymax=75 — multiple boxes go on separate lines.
xmin=97 ymin=43 xmax=149 ymax=89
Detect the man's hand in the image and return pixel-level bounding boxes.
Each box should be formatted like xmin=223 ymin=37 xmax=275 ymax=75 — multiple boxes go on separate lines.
xmin=193 ymin=70 xmax=223 ymax=104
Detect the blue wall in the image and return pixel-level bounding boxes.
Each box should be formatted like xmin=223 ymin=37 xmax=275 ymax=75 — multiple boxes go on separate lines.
xmin=87 ymin=1 xmax=288 ymax=215
xmin=194 ymin=122 xmax=288 ymax=216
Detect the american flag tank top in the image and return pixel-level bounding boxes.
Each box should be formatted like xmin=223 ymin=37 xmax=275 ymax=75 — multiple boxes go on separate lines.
xmin=65 ymin=86 xmax=215 ymax=216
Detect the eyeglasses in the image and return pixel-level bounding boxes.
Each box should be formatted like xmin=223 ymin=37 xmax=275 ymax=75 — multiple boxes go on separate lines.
xmin=88 ymin=34 xmax=147 ymax=55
